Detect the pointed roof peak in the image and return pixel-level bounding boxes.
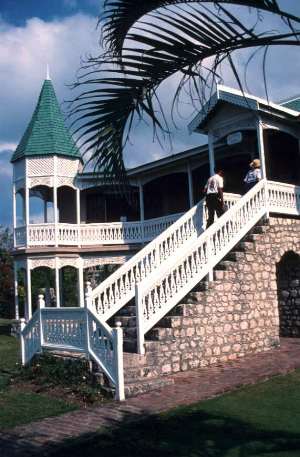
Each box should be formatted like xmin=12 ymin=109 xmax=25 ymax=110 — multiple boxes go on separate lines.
xmin=46 ymin=63 xmax=51 ymax=80
xmin=11 ymin=78 xmax=81 ymax=163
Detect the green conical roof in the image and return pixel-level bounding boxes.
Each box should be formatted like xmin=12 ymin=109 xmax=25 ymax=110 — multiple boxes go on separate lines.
xmin=11 ymin=79 xmax=81 ymax=162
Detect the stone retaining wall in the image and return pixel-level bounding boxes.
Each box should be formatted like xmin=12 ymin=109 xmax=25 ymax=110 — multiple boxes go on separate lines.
xmin=128 ymin=217 xmax=300 ymax=381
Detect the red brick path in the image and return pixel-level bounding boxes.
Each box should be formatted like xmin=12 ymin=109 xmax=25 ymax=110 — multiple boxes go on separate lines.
xmin=1 ymin=338 xmax=300 ymax=456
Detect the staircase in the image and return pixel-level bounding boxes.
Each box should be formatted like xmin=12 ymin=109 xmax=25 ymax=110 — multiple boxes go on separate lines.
xmin=20 ymin=180 xmax=300 ymax=400
xmin=107 ymin=219 xmax=271 ymax=397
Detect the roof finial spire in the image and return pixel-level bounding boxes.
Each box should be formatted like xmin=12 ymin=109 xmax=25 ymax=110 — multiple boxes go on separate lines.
xmin=46 ymin=64 xmax=51 ymax=80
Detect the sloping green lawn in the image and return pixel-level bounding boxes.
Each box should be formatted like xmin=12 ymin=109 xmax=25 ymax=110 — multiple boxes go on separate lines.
xmin=0 ymin=320 xmax=77 ymax=430
xmin=49 ymin=370 xmax=300 ymax=457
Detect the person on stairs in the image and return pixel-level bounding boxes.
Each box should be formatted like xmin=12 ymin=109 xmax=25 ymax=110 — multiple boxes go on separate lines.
xmin=204 ymin=168 xmax=225 ymax=228
xmin=243 ymin=159 xmax=261 ymax=193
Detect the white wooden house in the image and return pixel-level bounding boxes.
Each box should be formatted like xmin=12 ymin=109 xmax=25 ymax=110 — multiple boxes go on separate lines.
xmin=11 ymin=76 xmax=300 ymax=400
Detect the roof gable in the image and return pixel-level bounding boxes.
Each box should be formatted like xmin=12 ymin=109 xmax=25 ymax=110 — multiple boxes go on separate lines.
xmin=281 ymin=97 xmax=300 ymax=113
xmin=11 ymin=79 xmax=81 ymax=163
xmin=189 ymin=85 xmax=299 ymax=133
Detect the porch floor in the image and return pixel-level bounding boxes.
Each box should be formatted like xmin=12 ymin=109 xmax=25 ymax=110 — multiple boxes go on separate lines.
xmin=1 ymin=337 xmax=300 ymax=456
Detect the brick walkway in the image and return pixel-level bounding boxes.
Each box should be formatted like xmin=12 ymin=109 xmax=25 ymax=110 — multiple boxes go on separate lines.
xmin=1 ymin=338 xmax=300 ymax=456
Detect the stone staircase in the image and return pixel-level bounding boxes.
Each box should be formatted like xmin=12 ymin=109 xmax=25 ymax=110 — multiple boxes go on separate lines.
xmin=103 ymin=219 xmax=277 ymax=397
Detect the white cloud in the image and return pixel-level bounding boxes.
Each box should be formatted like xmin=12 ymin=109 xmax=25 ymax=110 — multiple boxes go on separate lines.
xmin=0 ymin=14 xmax=99 ymax=144
xmin=0 ymin=142 xmax=17 ymax=152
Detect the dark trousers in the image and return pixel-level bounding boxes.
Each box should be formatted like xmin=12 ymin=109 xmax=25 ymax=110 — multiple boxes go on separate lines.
xmin=243 ymin=181 xmax=257 ymax=195
xmin=206 ymin=194 xmax=224 ymax=228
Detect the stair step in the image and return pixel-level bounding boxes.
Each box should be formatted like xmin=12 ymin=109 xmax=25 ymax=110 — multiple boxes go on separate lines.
xmin=112 ymin=315 xmax=136 ymax=327
xmin=214 ymin=260 xmax=235 ymax=271
xmin=117 ymin=305 xmax=136 ymax=317
xmin=235 ymin=241 xmax=254 ymax=251
xmin=155 ymin=315 xmax=183 ymax=329
xmin=146 ymin=327 xmax=176 ymax=341
xmin=252 ymin=225 xmax=268 ymax=234
xmin=125 ymin=376 xmax=175 ymax=398
xmin=123 ymin=338 xmax=137 ymax=353
xmin=224 ymin=251 xmax=244 ymax=261
xmin=184 ymin=291 xmax=206 ymax=304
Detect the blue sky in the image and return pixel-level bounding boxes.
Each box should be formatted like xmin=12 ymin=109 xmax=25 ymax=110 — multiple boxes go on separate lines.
xmin=0 ymin=0 xmax=300 ymax=227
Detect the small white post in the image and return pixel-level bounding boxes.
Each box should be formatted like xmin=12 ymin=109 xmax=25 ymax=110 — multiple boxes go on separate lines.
xmin=113 ymin=321 xmax=125 ymax=401
xmin=135 ymin=284 xmax=145 ymax=355
xmin=14 ymin=263 xmax=19 ymax=320
xmin=26 ymin=261 xmax=32 ymax=320
xmin=187 ymin=163 xmax=194 ymax=208
xmin=78 ymin=263 xmax=84 ymax=307
xmin=76 ymin=188 xmax=81 ymax=247
xmin=20 ymin=318 xmax=26 ymax=365
xmin=38 ymin=294 xmax=45 ymax=348
xmin=55 ymin=259 xmax=61 ymax=308
xmin=256 ymin=118 xmax=267 ymax=179
xmin=85 ymin=281 xmax=92 ymax=308
xmin=208 ymin=132 xmax=215 ymax=177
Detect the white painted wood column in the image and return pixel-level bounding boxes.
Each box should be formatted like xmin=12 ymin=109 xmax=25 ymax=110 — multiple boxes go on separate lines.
xmin=55 ymin=257 xmax=61 ymax=308
xmin=13 ymin=262 xmax=19 ymax=320
xmin=78 ymin=261 xmax=84 ymax=307
xmin=76 ymin=188 xmax=81 ymax=247
xmin=53 ymin=156 xmax=58 ymax=247
xmin=138 ymin=181 xmax=145 ymax=242
xmin=138 ymin=181 xmax=144 ymax=221
xmin=256 ymin=118 xmax=267 ymax=179
xmin=208 ymin=132 xmax=215 ymax=176
xmin=25 ymin=183 xmax=30 ymax=248
xmin=26 ymin=260 xmax=32 ymax=320
xmin=187 ymin=163 xmax=194 ymax=208
xmin=12 ymin=183 xmax=17 ymax=248
xmin=43 ymin=199 xmax=47 ymax=223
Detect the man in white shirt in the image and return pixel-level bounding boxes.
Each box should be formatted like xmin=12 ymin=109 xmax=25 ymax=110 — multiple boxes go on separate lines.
xmin=204 ymin=169 xmax=225 ymax=228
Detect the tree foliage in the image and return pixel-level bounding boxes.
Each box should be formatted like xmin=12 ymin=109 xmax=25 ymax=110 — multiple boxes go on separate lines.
xmin=0 ymin=228 xmax=14 ymax=318
xmin=71 ymin=1 xmax=300 ymax=186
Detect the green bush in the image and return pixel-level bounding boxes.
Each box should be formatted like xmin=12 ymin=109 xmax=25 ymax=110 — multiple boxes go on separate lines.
xmin=20 ymin=353 xmax=108 ymax=404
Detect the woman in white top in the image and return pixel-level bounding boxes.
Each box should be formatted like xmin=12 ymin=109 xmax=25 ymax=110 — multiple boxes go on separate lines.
xmin=244 ymin=159 xmax=261 ymax=194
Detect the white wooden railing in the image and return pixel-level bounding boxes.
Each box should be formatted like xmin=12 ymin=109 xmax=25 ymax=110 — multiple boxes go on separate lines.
xmin=20 ymin=292 xmax=124 ymax=401
xmin=14 ymin=195 xmax=240 ymax=249
xmin=89 ymin=194 xmax=240 ymax=321
xmin=135 ymin=180 xmax=300 ymax=353
xmin=14 ymin=213 xmax=183 ymax=248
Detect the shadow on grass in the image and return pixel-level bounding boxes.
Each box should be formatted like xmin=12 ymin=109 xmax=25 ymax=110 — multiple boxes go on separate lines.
xmin=3 ymin=408 xmax=300 ymax=457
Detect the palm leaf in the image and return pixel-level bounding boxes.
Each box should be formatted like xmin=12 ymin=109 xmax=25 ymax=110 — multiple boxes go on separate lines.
xmin=71 ymin=1 xmax=300 ymax=186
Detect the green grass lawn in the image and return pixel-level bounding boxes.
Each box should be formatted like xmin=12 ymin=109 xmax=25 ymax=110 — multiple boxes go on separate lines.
xmin=48 ymin=371 xmax=300 ymax=457
xmin=0 ymin=320 xmax=77 ymax=430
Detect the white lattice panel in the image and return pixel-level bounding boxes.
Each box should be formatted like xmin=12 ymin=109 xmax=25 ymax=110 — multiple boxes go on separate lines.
xmin=30 ymin=257 xmax=56 ymax=270
xmin=83 ymin=256 xmax=129 ymax=269
xmin=27 ymin=157 xmax=54 ymax=176
xmin=56 ymin=176 xmax=76 ymax=188
xmin=57 ymin=158 xmax=79 ymax=177
xmin=28 ymin=176 xmax=53 ymax=188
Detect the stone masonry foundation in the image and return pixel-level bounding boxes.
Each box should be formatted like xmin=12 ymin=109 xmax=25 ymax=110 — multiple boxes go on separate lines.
xmin=120 ymin=216 xmax=300 ymax=396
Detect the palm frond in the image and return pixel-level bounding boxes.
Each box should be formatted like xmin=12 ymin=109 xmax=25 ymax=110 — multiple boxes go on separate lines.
xmin=71 ymin=1 xmax=300 ymax=186
xmin=101 ymin=0 xmax=290 ymax=55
